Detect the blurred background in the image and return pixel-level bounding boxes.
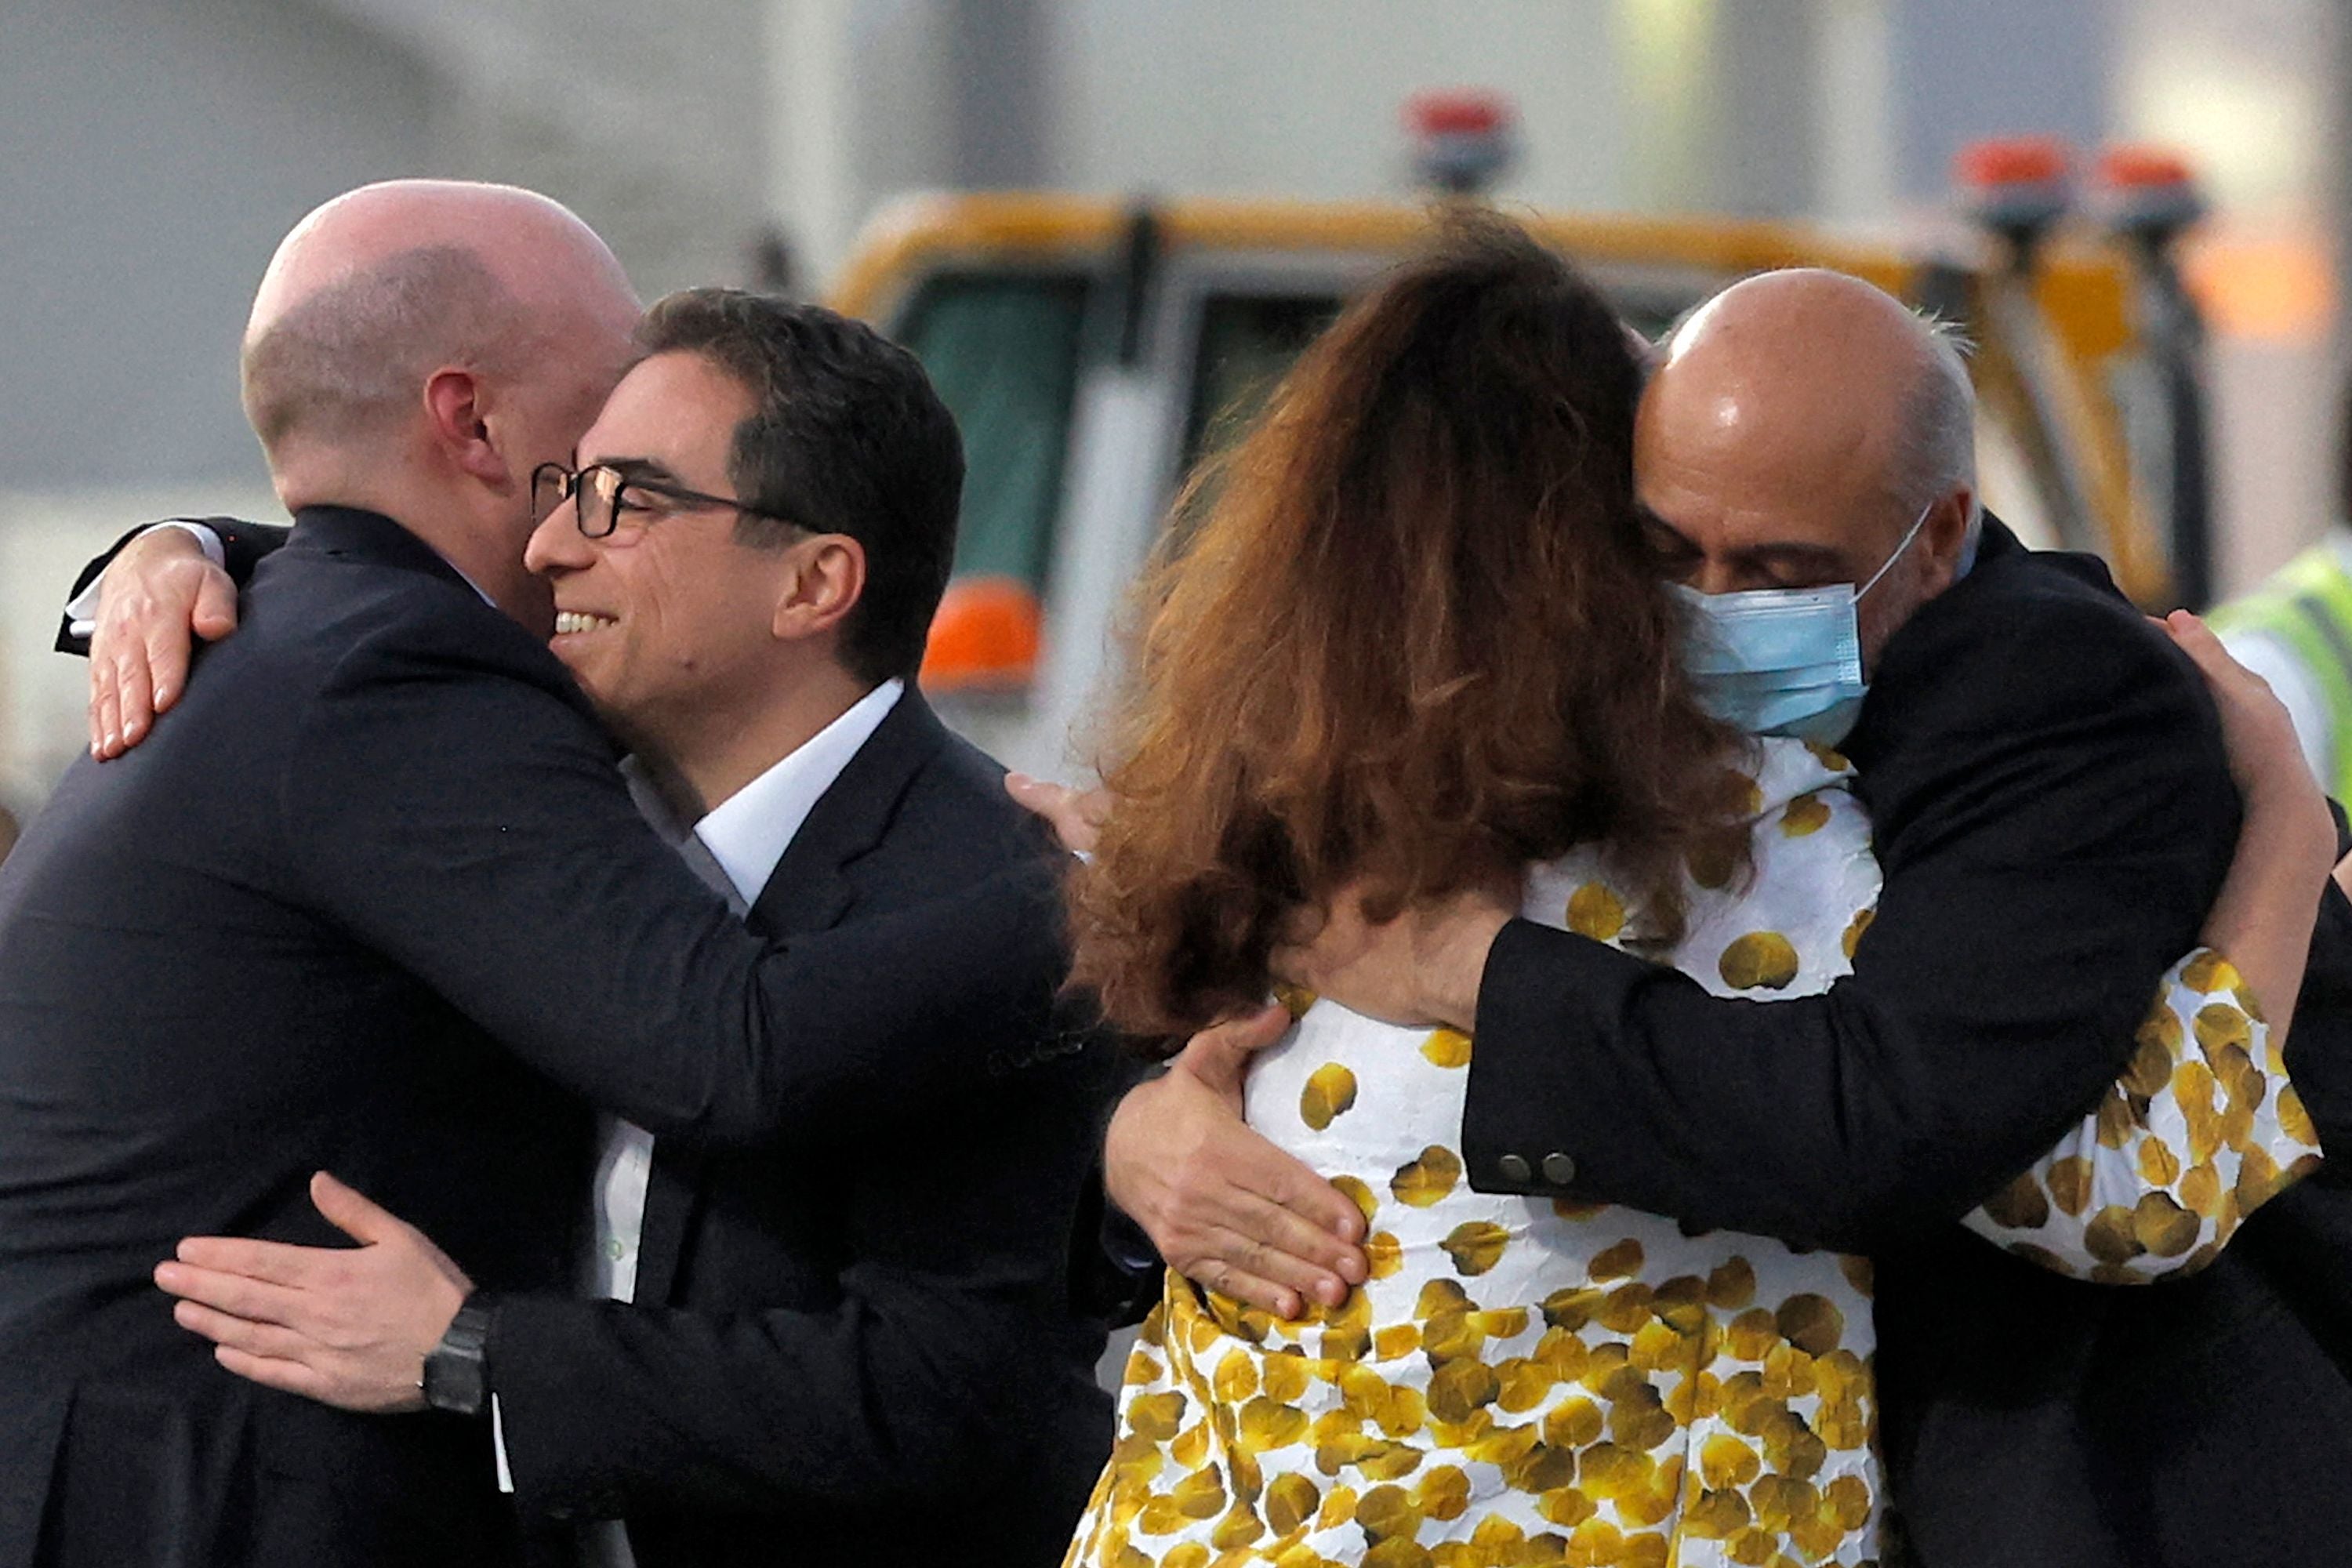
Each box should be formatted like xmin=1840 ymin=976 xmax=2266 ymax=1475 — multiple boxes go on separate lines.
xmin=3 ymin=0 xmax=2348 ymax=836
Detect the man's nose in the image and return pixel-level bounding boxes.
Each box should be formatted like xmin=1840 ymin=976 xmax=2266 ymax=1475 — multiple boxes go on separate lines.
xmin=524 ymin=503 xmax=590 ymax=576
xmin=1687 ymin=558 xmax=1744 ymax=597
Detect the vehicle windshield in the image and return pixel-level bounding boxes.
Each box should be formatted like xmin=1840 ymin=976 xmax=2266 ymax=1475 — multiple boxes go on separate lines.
xmin=892 ymin=270 xmax=1093 ymax=592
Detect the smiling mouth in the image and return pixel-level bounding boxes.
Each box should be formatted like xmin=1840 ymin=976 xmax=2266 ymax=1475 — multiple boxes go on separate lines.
xmin=554 ymin=611 xmax=617 ymax=636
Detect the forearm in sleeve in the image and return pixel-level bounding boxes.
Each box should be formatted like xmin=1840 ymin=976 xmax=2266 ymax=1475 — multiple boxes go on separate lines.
xmin=488 ymin=1283 xmax=1085 ymax=1520
xmin=1462 ymin=604 xmax=2239 ymax=1253
xmin=281 ymin=619 xmax=1069 ymax=1146
xmin=1963 ymin=946 xmax=2325 ymax=1281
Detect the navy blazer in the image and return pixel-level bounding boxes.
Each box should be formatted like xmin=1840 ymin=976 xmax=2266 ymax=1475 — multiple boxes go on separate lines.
xmin=492 ymin=691 xmax=1117 ymax=1567
xmin=4 ymin=507 xmax=1076 ymax=1568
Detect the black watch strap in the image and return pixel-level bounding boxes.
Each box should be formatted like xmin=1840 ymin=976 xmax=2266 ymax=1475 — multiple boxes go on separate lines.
xmin=421 ymin=1294 xmax=493 ymax=1417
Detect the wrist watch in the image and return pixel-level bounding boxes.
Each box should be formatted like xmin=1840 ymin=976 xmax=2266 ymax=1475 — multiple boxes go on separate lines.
xmin=420 ymin=1293 xmax=493 ymax=1417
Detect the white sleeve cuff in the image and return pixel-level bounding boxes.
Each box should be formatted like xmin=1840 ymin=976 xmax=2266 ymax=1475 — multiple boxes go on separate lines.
xmin=63 ymin=520 xmax=229 ymax=639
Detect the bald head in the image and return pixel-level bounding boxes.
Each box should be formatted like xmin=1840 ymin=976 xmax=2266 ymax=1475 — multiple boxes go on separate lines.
xmin=1636 ymin=268 xmax=1980 ymax=664
xmin=235 ymin=180 xmax=643 ymax=631
xmin=241 ymin=180 xmax=639 ymax=459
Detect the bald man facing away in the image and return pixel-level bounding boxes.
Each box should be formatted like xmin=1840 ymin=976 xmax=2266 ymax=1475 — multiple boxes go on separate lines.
xmin=1115 ymin=270 xmax=2352 ymax=1565
xmin=0 ymin=183 xmax=1091 ymax=1567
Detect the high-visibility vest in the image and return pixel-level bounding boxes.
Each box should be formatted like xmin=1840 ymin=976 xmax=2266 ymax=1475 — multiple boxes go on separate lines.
xmin=2209 ymin=540 xmax=2352 ymax=799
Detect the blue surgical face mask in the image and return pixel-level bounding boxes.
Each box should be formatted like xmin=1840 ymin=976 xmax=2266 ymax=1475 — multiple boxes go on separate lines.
xmin=1672 ymin=501 xmax=1933 ymax=746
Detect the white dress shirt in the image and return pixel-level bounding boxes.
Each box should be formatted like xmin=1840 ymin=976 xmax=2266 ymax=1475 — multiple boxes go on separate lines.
xmin=585 ymin=676 xmax=905 ymax=1305
xmin=539 ymin=677 xmax=903 ymax=1568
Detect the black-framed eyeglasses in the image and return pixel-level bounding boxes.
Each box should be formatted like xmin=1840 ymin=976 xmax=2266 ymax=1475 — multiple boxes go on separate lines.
xmin=531 ymin=461 xmax=793 ymax=541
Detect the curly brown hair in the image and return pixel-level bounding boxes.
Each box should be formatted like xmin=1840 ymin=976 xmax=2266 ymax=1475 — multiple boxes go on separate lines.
xmin=1069 ymin=212 xmax=1748 ymax=1040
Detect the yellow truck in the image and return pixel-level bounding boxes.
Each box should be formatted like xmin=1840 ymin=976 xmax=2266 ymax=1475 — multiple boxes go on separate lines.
xmin=826 ymin=131 xmax=2215 ymax=776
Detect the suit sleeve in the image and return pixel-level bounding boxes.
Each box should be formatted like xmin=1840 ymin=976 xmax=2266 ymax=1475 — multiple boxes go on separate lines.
xmin=486 ymin=1268 xmax=1099 ymax=1520
xmin=1461 ymin=586 xmax=2242 ymax=1254
xmin=485 ymin=1023 xmax=1117 ymax=1521
xmin=1076 ymin=1054 xmax=1174 ymax=1327
xmin=53 ymin=517 xmax=290 ymax=655
xmin=278 ymin=608 xmax=1072 ymax=1148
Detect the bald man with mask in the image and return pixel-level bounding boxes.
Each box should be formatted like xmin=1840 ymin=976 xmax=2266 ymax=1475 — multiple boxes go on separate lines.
xmin=1095 ymin=270 xmax=2352 ymax=1566
xmin=0 ymin=183 xmax=1089 ymax=1567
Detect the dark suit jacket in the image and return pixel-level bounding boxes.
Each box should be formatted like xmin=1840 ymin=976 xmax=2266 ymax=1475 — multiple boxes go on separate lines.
xmin=1459 ymin=521 xmax=2352 ymax=1565
xmin=4 ymin=507 xmax=1075 ymax=1568
xmin=490 ymin=692 xmax=1116 ymax=1567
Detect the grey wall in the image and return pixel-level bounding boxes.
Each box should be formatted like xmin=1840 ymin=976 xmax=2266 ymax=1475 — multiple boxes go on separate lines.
xmin=1886 ymin=0 xmax=2114 ymax=201
xmin=0 ymin=0 xmax=437 ymax=491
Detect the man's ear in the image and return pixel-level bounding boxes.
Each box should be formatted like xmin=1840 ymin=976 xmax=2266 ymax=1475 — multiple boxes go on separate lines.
xmin=422 ymin=369 xmax=514 ymax=488
xmin=1923 ymin=486 xmax=1975 ymax=577
xmin=772 ymin=535 xmax=868 ymax=644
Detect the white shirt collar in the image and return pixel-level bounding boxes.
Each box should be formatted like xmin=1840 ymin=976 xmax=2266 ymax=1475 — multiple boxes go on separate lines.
xmin=689 ymin=678 xmax=906 ymax=906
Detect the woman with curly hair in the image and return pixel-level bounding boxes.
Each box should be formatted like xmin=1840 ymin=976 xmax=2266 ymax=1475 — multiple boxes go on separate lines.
xmin=1061 ymin=214 xmax=2328 ymax=1568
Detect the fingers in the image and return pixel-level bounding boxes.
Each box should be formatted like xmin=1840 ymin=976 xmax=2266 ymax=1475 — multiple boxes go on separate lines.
xmin=310 ymin=1171 xmax=405 ymax=1247
xmin=1246 ymin=1147 xmax=1369 ymax=1247
xmin=88 ymin=619 xmax=153 ymax=758
xmin=140 ymin=610 xmax=190 ymax=724
xmin=85 ymin=549 xmax=235 ymax=752
xmin=1181 ymin=1256 xmax=1305 ymax=1319
xmin=2164 ymin=611 xmax=2229 ymax=685
xmin=1134 ymin=1111 xmax=1369 ymax=1305
xmin=90 ymin=660 xmax=122 ymax=759
xmin=1177 ymin=1003 xmax=1294 ymax=1098
xmin=211 ymin=1345 xmax=337 ymax=1403
xmin=153 ymin=1260 xmax=303 ymax=1325
xmin=190 ymin=567 xmax=240 ymax=648
xmin=2164 ymin=608 xmax=2226 ymax=654
xmin=1004 ymin=773 xmax=1109 ymax=857
xmin=111 ymin=637 xmax=155 ymax=751
xmin=172 ymin=1234 xmax=336 ymax=1288
xmin=1218 ymin=1193 xmax=1367 ymax=1293
xmin=1174 ymin=1200 xmax=1370 ymax=1316
xmin=2165 ymin=609 xmax=2264 ymax=694
xmin=171 ymin=1298 xmax=311 ymax=1361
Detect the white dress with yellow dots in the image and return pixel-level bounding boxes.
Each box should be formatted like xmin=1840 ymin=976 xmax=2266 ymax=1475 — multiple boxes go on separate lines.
xmin=1066 ymin=737 xmax=2319 ymax=1568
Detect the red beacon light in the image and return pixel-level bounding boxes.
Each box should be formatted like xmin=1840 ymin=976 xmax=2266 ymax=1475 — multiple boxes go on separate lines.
xmin=1406 ymin=89 xmax=1519 ymax=196
xmin=2093 ymin=143 xmax=2205 ymax=248
xmin=1954 ymin=136 xmax=2074 ymax=254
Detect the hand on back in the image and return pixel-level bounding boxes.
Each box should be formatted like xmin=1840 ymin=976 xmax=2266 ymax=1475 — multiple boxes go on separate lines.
xmin=88 ymin=525 xmax=239 ymax=759
xmin=1270 ymin=874 xmax=1523 ymax=1032
xmin=1103 ymin=1003 xmax=1371 ymax=1319
xmin=2162 ymin=609 xmax=2323 ymax=815
xmin=1004 ymin=772 xmax=1110 ymax=856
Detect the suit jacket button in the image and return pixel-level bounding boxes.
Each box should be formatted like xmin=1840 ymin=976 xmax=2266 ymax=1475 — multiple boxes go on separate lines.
xmin=1541 ymin=1152 xmax=1577 ymax=1185
xmin=1497 ymin=1153 xmax=1532 ymax=1184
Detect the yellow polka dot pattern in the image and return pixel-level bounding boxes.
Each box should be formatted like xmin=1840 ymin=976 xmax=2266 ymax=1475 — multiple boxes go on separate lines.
xmin=1962 ymin=948 xmax=2324 ymax=1280
xmin=1065 ymin=739 xmax=1889 ymax=1568
xmin=1069 ymin=735 xmax=2271 ymax=1565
